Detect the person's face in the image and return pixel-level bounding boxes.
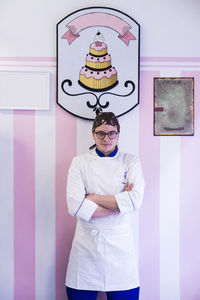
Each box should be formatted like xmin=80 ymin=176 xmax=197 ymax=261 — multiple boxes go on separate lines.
xmin=92 ymin=124 xmax=119 ymax=156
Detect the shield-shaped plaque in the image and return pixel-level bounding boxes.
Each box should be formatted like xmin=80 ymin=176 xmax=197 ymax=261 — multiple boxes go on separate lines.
xmin=57 ymin=7 xmax=140 ymax=120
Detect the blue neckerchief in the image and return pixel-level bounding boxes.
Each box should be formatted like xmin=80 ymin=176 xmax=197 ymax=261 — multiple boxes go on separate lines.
xmin=95 ymin=146 xmax=118 ymax=157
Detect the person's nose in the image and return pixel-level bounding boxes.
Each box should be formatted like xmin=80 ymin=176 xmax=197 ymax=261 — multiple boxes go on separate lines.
xmin=103 ymin=133 xmax=110 ymax=141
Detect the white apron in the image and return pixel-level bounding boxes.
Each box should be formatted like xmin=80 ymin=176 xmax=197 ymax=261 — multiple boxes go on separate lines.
xmin=65 ymin=149 xmax=145 ymax=291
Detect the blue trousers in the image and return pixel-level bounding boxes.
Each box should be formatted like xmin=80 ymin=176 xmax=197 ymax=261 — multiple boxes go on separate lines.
xmin=66 ymin=286 xmax=140 ymax=300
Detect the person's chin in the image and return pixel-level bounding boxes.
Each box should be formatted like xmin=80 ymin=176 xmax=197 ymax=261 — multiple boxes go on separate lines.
xmin=101 ymin=145 xmax=112 ymax=153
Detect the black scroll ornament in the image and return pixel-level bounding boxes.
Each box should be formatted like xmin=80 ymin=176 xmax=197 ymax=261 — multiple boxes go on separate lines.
xmin=61 ymin=79 xmax=135 ymax=115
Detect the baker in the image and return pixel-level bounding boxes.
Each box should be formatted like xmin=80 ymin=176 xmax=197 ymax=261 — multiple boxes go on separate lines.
xmin=65 ymin=112 xmax=145 ymax=300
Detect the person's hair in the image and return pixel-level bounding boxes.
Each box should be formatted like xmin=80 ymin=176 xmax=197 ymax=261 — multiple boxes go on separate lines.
xmin=92 ymin=112 xmax=120 ymax=133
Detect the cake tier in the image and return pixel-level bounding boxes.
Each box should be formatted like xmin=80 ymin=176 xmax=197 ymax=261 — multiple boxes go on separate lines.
xmin=89 ymin=42 xmax=107 ymax=56
xmin=79 ymin=67 xmax=118 ymax=91
xmin=86 ymin=54 xmax=111 ymax=70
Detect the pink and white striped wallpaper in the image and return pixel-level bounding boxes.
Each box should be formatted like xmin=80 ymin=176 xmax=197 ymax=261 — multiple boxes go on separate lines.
xmin=0 ymin=57 xmax=200 ymax=300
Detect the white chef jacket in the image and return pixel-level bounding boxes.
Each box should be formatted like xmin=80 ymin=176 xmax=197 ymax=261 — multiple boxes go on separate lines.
xmin=65 ymin=148 xmax=145 ymax=291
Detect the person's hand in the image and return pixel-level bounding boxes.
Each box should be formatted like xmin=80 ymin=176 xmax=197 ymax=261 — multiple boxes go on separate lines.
xmin=85 ymin=194 xmax=95 ymax=201
xmin=123 ymin=183 xmax=134 ymax=192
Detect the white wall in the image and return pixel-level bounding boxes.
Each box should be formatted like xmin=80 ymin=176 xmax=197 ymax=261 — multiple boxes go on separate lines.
xmin=0 ymin=0 xmax=199 ymax=57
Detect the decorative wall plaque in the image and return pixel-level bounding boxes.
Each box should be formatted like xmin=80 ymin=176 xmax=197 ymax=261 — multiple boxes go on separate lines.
xmin=57 ymin=7 xmax=140 ymax=120
xmin=154 ymin=77 xmax=194 ymax=136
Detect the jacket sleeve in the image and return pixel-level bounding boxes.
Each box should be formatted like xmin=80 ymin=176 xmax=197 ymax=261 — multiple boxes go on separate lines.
xmin=66 ymin=157 xmax=98 ymax=222
xmin=114 ymin=156 xmax=145 ymax=213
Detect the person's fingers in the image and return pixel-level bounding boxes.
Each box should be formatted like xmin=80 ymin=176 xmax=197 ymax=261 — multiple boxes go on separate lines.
xmin=123 ymin=183 xmax=133 ymax=191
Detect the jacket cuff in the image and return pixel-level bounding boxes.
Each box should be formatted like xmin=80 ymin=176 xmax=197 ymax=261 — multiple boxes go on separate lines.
xmin=114 ymin=192 xmax=135 ymax=214
xmin=75 ymin=198 xmax=98 ymax=221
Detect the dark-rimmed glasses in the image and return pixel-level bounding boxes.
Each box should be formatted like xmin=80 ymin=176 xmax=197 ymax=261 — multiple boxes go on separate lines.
xmin=94 ymin=131 xmax=118 ymax=140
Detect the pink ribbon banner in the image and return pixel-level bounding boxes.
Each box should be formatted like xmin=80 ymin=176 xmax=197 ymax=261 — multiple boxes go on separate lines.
xmin=61 ymin=12 xmax=136 ymax=46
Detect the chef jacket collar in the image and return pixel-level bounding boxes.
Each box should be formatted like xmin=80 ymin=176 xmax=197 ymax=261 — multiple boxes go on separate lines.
xmin=95 ymin=146 xmax=118 ymax=157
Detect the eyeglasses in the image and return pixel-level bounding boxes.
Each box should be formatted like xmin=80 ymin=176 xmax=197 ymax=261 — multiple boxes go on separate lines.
xmin=94 ymin=131 xmax=119 ymax=140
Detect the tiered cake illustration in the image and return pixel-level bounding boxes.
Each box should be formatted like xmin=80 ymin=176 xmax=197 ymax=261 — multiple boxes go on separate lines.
xmin=78 ymin=32 xmax=118 ymax=92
